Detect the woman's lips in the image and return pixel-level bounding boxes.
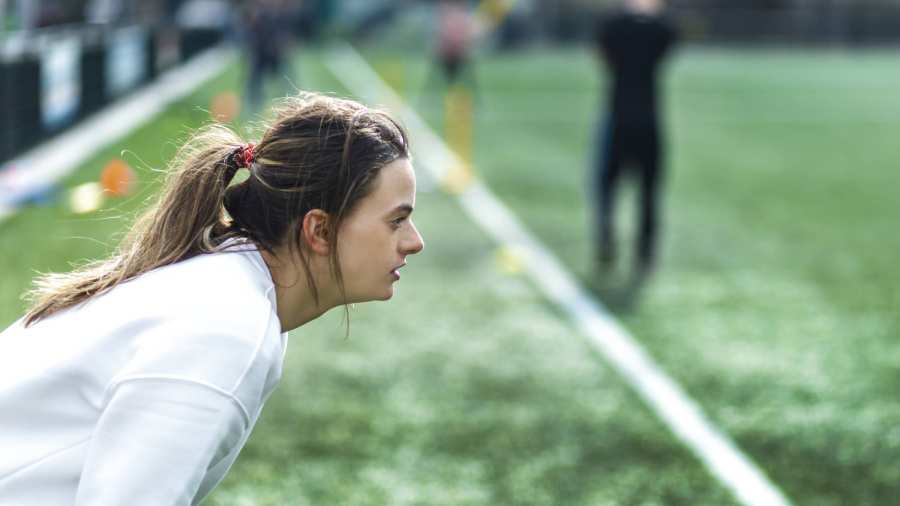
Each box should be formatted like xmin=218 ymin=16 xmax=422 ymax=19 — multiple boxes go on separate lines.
xmin=391 ymin=263 xmax=406 ymax=280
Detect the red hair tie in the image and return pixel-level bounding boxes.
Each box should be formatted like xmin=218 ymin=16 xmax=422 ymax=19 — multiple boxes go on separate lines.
xmin=240 ymin=143 xmax=255 ymax=167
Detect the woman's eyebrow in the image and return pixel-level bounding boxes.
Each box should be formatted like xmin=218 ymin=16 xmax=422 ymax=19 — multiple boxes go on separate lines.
xmin=390 ymin=204 xmax=414 ymax=215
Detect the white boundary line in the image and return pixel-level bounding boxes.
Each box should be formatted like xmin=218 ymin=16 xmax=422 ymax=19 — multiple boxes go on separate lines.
xmin=325 ymin=42 xmax=792 ymax=506
xmin=0 ymin=46 xmax=235 ymax=225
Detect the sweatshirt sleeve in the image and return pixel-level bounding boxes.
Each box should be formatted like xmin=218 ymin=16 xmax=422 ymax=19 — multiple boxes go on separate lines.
xmin=74 ymin=378 xmax=247 ymax=505
xmin=72 ymin=303 xmax=284 ymax=504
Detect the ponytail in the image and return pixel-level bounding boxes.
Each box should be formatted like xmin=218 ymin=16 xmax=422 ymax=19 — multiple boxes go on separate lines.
xmin=24 ymin=92 xmax=411 ymax=329
xmin=23 ymin=124 xmax=249 ymax=326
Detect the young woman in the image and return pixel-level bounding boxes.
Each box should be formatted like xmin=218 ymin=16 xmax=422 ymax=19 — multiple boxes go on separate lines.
xmin=0 ymin=92 xmax=424 ymax=504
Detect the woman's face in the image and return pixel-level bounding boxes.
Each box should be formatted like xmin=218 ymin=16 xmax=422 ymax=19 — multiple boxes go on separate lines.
xmin=336 ymin=158 xmax=425 ymax=302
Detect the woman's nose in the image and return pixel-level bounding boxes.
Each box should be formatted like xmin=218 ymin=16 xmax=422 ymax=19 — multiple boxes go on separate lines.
xmin=404 ymin=222 xmax=425 ymax=255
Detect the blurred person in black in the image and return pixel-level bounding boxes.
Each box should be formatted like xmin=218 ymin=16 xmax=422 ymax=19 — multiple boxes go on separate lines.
xmin=243 ymin=0 xmax=297 ymax=113
xmin=593 ymin=0 xmax=677 ymax=279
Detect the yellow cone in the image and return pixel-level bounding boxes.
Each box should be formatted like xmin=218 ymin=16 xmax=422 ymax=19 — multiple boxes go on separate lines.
xmin=69 ymin=182 xmax=105 ymax=214
xmin=495 ymin=246 xmax=525 ymax=275
xmin=443 ymin=84 xmax=475 ymax=194
xmin=441 ymin=164 xmax=474 ymax=195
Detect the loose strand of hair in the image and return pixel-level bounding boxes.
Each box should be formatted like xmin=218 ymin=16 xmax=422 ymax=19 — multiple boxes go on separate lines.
xmin=23 ymin=124 xmax=246 ymax=326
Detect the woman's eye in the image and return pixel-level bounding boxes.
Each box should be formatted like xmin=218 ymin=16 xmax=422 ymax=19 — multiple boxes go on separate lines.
xmin=391 ymin=216 xmax=407 ymax=227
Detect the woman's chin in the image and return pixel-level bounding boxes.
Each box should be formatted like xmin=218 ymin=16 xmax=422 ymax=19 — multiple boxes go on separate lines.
xmin=351 ymin=290 xmax=393 ymax=303
xmin=378 ymin=287 xmax=394 ymax=301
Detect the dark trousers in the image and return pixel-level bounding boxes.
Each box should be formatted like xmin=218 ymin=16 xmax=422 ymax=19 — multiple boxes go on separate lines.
xmin=423 ymin=53 xmax=478 ymax=100
xmin=593 ymin=117 xmax=663 ymax=269
xmin=245 ymin=48 xmax=286 ymax=113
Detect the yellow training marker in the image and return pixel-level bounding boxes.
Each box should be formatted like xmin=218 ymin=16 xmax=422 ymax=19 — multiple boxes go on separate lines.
xmin=69 ymin=182 xmax=105 ymax=214
xmin=494 ymin=245 xmax=525 ymax=275
xmin=478 ymin=0 xmax=516 ymax=31
xmin=441 ymin=163 xmax=474 ymax=195
xmin=443 ymin=84 xmax=474 ymax=194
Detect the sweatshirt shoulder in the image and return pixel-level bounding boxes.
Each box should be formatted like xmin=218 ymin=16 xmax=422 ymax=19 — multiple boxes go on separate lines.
xmin=149 ymin=250 xmax=275 ymax=317
xmin=109 ymin=251 xmax=284 ymax=406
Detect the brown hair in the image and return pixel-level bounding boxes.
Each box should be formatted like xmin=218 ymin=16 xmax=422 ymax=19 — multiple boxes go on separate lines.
xmin=24 ymin=92 xmax=410 ymax=326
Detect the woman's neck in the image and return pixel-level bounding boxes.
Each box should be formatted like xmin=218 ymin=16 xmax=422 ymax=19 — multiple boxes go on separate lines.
xmin=260 ymin=249 xmax=338 ymax=332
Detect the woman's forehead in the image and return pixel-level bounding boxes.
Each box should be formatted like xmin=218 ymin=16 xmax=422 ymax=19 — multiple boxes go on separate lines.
xmin=342 ymin=159 xmax=416 ymax=223
xmin=369 ymin=159 xmax=417 ymax=205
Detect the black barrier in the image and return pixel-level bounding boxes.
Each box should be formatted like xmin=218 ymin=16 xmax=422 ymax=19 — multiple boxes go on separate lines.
xmin=0 ymin=58 xmax=42 ymax=164
xmin=80 ymin=40 xmax=106 ymax=120
xmin=146 ymin=29 xmax=158 ymax=81
xmin=0 ymin=24 xmax=223 ymax=167
xmin=0 ymin=60 xmax=11 ymax=163
xmin=180 ymin=28 xmax=223 ymax=61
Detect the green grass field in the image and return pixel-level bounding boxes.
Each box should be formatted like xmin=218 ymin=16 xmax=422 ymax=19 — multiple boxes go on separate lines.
xmin=1 ymin=45 xmax=898 ymax=505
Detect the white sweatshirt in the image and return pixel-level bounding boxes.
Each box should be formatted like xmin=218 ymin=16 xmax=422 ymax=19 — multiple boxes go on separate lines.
xmin=0 ymin=243 xmax=287 ymax=505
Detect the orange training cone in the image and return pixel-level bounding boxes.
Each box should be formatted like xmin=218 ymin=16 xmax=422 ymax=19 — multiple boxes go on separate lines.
xmin=100 ymin=159 xmax=137 ymax=197
xmin=211 ymin=91 xmax=241 ymax=123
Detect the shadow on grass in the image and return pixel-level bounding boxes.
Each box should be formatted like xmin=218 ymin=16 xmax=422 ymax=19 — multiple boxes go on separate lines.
xmin=585 ymin=267 xmax=653 ymax=315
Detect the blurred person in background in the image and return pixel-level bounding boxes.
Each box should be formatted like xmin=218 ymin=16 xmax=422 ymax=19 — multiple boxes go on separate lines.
xmin=242 ymin=0 xmax=297 ymax=113
xmin=418 ymin=0 xmax=479 ymax=99
xmin=0 ymin=93 xmax=424 ymax=504
xmin=436 ymin=0 xmax=475 ymax=87
xmin=592 ymin=0 xmax=677 ymax=280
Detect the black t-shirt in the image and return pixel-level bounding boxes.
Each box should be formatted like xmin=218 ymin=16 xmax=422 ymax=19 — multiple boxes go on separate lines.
xmin=596 ymin=12 xmax=677 ymax=123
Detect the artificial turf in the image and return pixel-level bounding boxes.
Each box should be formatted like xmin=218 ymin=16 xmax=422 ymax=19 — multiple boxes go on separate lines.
xmin=361 ymin=46 xmax=900 ymax=505
xmin=2 ymin=44 xmax=898 ymax=505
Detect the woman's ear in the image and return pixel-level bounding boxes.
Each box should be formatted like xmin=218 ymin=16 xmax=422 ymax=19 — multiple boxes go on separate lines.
xmin=300 ymin=209 xmax=331 ymax=256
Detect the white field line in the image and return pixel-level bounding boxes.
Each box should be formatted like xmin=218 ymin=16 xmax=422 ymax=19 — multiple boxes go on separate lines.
xmin=0 ymin=46 xmax=235 ymax=225
xmin=325 ymin=42 xmax=793 ymax=506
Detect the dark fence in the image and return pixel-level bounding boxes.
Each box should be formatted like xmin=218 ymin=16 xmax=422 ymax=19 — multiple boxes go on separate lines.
xmin=0 ymin=24 xmax=224 ymax=165
xmin=507 ymin=1 xmax=900 ymax=47
xmin=674 ymin=4 xmax=900 ymax=45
